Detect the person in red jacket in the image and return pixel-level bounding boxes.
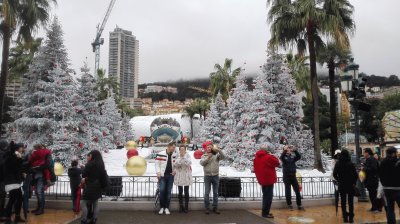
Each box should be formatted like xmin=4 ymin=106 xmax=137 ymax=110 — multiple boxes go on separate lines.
xmin=254 ymin=148 xmax=280 ymax=219
xmin=29 ymin=145 xmax=52 ymax=186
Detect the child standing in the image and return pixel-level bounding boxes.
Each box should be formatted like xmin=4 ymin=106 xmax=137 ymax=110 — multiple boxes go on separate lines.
xmin=68 ymin=160 xmax=82 ymax=212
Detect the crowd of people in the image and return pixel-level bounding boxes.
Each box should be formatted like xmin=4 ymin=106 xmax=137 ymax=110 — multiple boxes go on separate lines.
xmin=0 ymin=138 xmax=398 ymax=224
xmin=0 ymin=140 xmax=56 ymax=224
xmin=332 ymin=147 xmax=400 ymax=224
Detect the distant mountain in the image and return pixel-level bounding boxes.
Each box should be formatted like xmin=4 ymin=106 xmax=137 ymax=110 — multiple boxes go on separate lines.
xmin=139 ymin=76 xmax=256 ymax=101
xmin=139 ymin=78 xmax=211 ymax=101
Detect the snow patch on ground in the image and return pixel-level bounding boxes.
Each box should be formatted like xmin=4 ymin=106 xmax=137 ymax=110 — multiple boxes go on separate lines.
xmin=102 ymin=148 xmax=331 ymax=177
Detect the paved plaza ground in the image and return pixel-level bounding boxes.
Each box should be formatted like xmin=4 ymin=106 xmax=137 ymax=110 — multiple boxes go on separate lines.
xmin=20 ymin=201 xmax=398 ymax=224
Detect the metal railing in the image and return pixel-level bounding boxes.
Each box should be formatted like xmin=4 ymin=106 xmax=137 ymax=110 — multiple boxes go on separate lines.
xmin=45 ymin=176 xmax=334 ymax=201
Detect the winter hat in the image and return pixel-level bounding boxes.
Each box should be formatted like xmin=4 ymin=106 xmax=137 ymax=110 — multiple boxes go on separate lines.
xmin=9 ymin=141 xmax=24 ymax=152
xmin=334 ymin=150 xmax=341 ymax=156
xmin=202 ymin=141 xmax=213 ymax=150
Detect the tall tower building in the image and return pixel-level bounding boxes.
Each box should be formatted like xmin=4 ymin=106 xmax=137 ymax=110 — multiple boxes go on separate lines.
xmin=109 ymin=27 xmax=139 ymax=99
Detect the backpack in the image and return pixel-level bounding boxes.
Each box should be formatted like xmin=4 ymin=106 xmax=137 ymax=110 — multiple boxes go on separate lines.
xmin=45 ymin=153 xmax=57 ymax=183
xmin=99 ymin=169 xmax=110 ymax=189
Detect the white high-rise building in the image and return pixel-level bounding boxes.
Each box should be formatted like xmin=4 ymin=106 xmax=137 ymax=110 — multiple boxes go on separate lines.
xmin=109 ymin=27 xmax=139 ymax=99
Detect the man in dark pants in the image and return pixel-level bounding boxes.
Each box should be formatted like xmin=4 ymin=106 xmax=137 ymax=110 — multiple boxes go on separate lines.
xmin=379 ymin=147 xmax=400 ymax=224
xmin=254 ymin=147 xmax=280 ymax=219
xmin=363 ymin=148 xmax=380 ymax=212
xmin=280 ymin=145 xmax=304 ymax=210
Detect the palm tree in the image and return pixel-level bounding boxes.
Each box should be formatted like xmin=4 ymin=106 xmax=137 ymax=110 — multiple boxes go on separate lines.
xmin=0 ymin=0 xmax=56 ymax=131
xmin=96 ymin=69 xmax=119 ymax=100
xmin=318 ymin=43 xmax=352 ymax=156
xmin=287 ymin=53 xmax=311 ymax=99
xmin=267 ymin=0 xmax=355 ymax=171
xmin=183 ymin=106 xmax=197 ymax=138
xmin=210 ymin=58 xmax=241 ymax=103
xmin=8 ymin=38 xmax=43 ymax=81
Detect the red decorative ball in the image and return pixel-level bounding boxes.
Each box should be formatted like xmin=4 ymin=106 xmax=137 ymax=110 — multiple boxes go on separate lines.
xmin=127 ymin=149 xmax=138 ymax=159
xmin=78 ymin=143 xmax=84 ymax=148
xmin=194 ymin=149 xmax=203 ymax=159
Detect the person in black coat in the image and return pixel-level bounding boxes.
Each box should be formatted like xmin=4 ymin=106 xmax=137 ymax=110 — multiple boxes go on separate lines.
xmin=0 ymin=139 xmax=9 ymax=221
xmin=68 ymin=159 xmax=82 ymax=212
xmin=362 ymin=148 xmax=380 ymax=212
xmin=333 ymin=149 xmax=358 ymax=223
xmin=3 ymin=142 xmax=26 ymax=223
xmin=280 ymin=145 xmax=303 ymax=210
xmin=378 ymin=147 xmax=400 ymax=224
xmin=81 ymin=150 xmax=106 ymax=224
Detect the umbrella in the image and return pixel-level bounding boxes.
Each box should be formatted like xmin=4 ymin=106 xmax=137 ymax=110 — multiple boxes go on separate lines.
xmin=75 ymin=186 xmax=82 ymax=213
xmin=334 ymin=181 xmax=339 ymax=216
xmin=22 ymin=174 xmax=32 ymax=220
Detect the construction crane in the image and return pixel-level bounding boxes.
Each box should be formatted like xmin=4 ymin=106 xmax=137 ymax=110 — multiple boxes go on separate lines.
xmin=92 ymin=0 xmax=116 ymax=73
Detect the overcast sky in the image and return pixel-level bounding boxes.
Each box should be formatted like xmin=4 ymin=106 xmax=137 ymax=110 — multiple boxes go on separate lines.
xmin=49 ymin=0 xmax=400 ymax=83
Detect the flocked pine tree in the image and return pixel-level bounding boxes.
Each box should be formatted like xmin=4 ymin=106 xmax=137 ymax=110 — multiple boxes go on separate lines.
xmin=197 ymin=93 xmax=226 ymax=144
xmin=9 ymin=18 xmax=79 ymax=165
xmin=100 ymin=93 xmax=123 ymax=151
xmin=262 ymin=51 xmax=315 ymax=168
xmin=121 ymin=115 xmax=135 ymax=143
xmin=75 ymin=63 xmax=108 ymax=157
xmin=226 ymin=71 xmax=286 ymax=170
xmin=220 ymin=74 xmax=251 ymax=167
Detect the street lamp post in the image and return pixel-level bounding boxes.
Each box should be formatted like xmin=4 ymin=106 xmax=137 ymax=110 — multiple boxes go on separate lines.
xmin=341 ymin=58 xmax=369 ymax=202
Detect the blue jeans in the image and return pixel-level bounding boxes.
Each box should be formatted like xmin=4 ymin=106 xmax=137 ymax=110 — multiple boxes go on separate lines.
xmin=384 ymin=189 xmax=400 ymax=224
xmin=81 ymin=200 xmax=99 ymax=223
xmin=159 ymin=175 xmax=174 ymax=209
xmin=35 ymin=176 xmax=45 ymax=210
xmin=204 ymin=175 xmax=219 ymax=209
xmin=262 ymin=185 xmax=274 ymax=216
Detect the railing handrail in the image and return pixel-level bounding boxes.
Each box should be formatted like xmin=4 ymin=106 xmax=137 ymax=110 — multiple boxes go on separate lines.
xmin=46 ymin=175 xmax=334 ymax=201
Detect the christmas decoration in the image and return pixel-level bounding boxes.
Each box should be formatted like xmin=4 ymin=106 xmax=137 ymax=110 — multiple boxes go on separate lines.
xmin=194 ymin=149 xmax=203 ymax=159
xmin=125 ymin=141 xmax=137 ymax=150
xmin=197 ymin=93 xmax=226 ymax=144
xmin=54 ymin=162 xmax=64 ymax=176
xmin=9 ymin=18 xmax=80 ymax=166
xmin=127 ymin=149 xmax=138 ymax=159
xmin=359 ymin=170 xmax=366 ymax=182
xmin=125 ymin=156 xmax=147 ymax=176
xmin=101 ymin=93 xmax=124 ymax=148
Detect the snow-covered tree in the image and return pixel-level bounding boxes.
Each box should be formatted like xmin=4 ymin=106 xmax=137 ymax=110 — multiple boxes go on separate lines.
xmin=9 ymin=18 xmax=79 ymax=165
xmin=220 ymin=74 xmax=252 ymax=167
xmin=121 ymin=115 xmax=135 ymax=143
xmin=74 ymin=63 xmax=109 ymax=157
xmin=197 ymin=93 xmax=226 ymax=144
xmin=224 ymin=70 xmax=286 ymax=170
xmin=100 ymin=93 xmax=123 ymax=150
xmin=262 ymin=51 xmax=315 ymax=168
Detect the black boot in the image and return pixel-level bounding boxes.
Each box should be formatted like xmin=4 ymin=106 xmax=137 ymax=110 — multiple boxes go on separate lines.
xmin=343 ymin=212 xmax=348 ymax=223
xmin=178 ymin=193 xmax=184 ymax=213
xmin=184 ymin=199 xmax=189 ymax=213
xmin=179 ymin=205 xmax=184 ymax=213
xmin=14 ymin=215 xmax=25 ymax=223
xmin=348 ymin=213 xmax=354 ymax=223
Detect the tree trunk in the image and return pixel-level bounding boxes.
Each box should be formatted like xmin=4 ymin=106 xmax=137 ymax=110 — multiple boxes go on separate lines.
xmin=307 ymin=21 xmax=324 ymax=172
xmin=0 ymin=25 xmax=12 ymax=135
xmin=328 ymin=58 xmax=339 ymax=157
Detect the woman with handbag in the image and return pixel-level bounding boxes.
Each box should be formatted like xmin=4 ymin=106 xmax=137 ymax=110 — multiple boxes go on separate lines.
xmin=80 ymin=150 xmax=106 ymax=224
xmin=333 ymin=149 xmax=358 ymax=223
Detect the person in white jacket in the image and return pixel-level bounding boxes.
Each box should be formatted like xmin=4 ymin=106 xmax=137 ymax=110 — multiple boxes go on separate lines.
xmin=173 ymin=145 xmax=193 ymax=213
xmin=155 ymin=142 xmax=177 ymax=215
